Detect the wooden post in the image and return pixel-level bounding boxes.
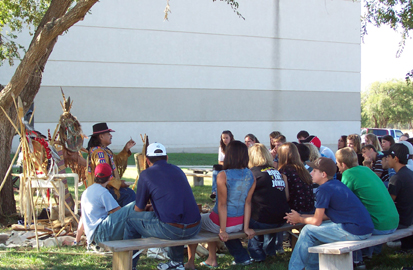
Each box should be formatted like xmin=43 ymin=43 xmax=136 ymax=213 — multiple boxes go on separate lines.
xmin=193 ymin=170 xmax=204 ymax=186
xmin=113 ymin=251 xmax=133 ymax=270
xmin=319 ymin=252 xmax=352 ymax=270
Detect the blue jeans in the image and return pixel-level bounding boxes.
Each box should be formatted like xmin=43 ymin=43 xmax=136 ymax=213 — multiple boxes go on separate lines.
xmin=248 ymin=219 xmax=284 ymax=261
xmin=211 ymin=170 xmax=219 ymax=194
xmin=356 ymin=227 xmax=396 ymax=260
xmin=93 ymin=202 xmax=137 ymax=244
xmin=123 ymin=211 xmax=201 ymax=266
xmin=224 ymin=238 xmax=251 ymax=263
xmin=289 ymin=221 xmax=372 ymax=270
xmin=108 ymin=187 xmax=136 ymax=207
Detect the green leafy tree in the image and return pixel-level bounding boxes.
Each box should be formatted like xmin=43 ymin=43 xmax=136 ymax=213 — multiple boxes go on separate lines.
xmin=361 ymin=79 xmax=413 ymax=128
xmin=0 ymin=0 xmax=242 ymax=217
xmin=361 ymin=0 xmax=413 ymax=81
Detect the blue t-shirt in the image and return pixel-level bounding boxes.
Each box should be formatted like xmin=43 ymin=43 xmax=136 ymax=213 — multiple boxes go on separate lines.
xmin=81 ymin=184 xmax=119 ymax=244
xmin=316 ymin=179 xmax=374 ymax=235
xmin=135 ymin=160 xmax=201 ymax=224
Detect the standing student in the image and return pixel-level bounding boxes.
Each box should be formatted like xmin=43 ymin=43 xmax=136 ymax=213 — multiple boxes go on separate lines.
xmin=285 ymin=157 xmax=374 ymax=270
xmin=210 ymin=130 xmax=234 ymax=199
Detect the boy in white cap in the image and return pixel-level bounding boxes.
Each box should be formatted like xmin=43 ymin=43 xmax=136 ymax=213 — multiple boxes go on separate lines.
xmin=124 ymin=142 xmax=201 ymax=270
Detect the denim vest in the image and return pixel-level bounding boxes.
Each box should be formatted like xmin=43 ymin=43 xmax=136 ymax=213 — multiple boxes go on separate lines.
xmin=213 ymin=168 xmax=254 ymax=217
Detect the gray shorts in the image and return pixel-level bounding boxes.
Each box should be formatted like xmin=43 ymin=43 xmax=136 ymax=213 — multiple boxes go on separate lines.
xmin=200 ymin=213 xmax=243 ymax=234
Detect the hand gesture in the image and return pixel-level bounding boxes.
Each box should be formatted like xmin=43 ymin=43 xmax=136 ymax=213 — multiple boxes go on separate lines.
xmin=124 ymin=138 xmax=136 ymax=151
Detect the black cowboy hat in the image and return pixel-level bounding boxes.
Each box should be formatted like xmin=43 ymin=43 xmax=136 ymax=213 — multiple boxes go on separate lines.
xmin=90 ymin=122 xmax=115 ymax=136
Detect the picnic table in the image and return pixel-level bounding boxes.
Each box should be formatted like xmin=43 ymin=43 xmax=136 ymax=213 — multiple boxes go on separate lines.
xmin=183 ymin=166 xmax=212 ymax=186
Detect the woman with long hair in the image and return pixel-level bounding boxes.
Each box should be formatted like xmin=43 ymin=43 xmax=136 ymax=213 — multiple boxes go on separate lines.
xmin=211 ymin=130 xmax=234 ymax=199
xmin=247 ymin=144 xmax=290 ymax=261
xmin=338 ymin=135 xmax=347 ymax=150
xmin=347 ymin=134 xmax=364 ymax=165
xmin=186 ymin=141 xmax=256 ymax=269
xmin=365 ymin=133 xmax=383 ymax=153
xmin=269 ymin=131 xmax=282 ymax=150
xmin=244 ymin=133 xmax=260 ymax=148
xmin=278 ymin=143 xmax=314 ymax=213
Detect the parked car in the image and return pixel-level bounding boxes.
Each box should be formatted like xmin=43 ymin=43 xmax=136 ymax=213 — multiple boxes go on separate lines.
xmin=361 ymin=128 xmax=403 ymax=142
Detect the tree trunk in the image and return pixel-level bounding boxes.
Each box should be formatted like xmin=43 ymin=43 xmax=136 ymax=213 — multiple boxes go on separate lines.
xmin=0 ymin=0 xmax=99 ymax=216
xmin=0 ymin=105 xmax=17 ymax=216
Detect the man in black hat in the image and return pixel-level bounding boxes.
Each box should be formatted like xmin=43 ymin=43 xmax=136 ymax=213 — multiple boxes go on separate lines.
xmin=385 ymin=143 xmax=413 ymax=252
xmin=86 ymin=122 xmax=136 ymax=206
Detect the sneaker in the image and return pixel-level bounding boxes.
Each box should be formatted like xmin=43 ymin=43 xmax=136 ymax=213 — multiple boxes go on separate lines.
xmin=157 ymin=260 xmax=185 ymax=270
xmin=276 ymin=248 xmax=285 ymax=255
xmin=231 ymin=259 xmax=253 ymax=266
xmin=353 ymin=261 xmax=366 ymax=270
xmin=251 ymin=258 xmax=264 ymax=263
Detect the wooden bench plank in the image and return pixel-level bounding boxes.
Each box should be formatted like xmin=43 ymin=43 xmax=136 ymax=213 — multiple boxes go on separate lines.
xmin=308 ymin=226 xmax=413 ymax=254
xmin=184 ymin=173 xmax=212 ymax=178
xmin=99 ymin=223 xmax=304 ymax=252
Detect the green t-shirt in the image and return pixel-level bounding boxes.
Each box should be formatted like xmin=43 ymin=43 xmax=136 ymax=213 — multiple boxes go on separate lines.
xmin=342 ymin=166 xmax=399 ymax=231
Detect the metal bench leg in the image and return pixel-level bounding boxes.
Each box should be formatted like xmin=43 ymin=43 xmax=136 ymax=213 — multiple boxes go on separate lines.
xmin=113 ymin=251 xmax=132 ymax=270
xmin=319 ymin=253 xmax=353 ymax=270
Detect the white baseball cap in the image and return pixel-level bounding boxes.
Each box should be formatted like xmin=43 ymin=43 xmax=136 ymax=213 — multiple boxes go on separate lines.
xmin=400 ymin=141 xmax=413 ymax=156
xmin=147 ymin=142 xmax=167 ymax=156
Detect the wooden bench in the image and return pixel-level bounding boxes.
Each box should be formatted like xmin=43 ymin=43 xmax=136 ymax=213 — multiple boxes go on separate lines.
xmin=308 ymin=226 xmax=413 ymax=270
xmin=99 ymin=223 xmax=304 ymax=270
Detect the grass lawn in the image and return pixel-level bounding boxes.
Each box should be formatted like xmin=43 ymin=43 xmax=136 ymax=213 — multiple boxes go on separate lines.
xmin=2 ymin=153 xmax=413 ymax=269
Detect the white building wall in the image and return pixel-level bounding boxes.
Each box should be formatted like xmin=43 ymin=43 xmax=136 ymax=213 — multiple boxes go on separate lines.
xmin=1 ymin=0 xmax=361 ymax=153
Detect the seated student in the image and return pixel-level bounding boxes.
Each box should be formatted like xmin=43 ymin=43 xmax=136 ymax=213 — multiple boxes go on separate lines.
xmin=210 ymin=130 xmax=234 ymax=200
xmin=385 ymin=143 xmax=413 ymax=252
xmin=124 ymin=143 xmax=201 ymax=270
xmin=296 ymin=130 xmax=310 ymax=141
xmin=296 ymin=143 xmax=311 ymax=172
xmin=73 ymin=163 xmax=138 ymax=247
xmin=336 ymin=147 xmax=398 ymax=265
xmin=244 ymin=134 xmax=260 ymax=148
xmin=361 ymin=144 xmax=389 ymax=180
xmin=285 ymin=157 xmax=374 ymax=270
xmin=300 ymin=135 xmax=336 ymax=163
xmin=347 ymin=134 xmax=364 ymax=165
xmin=270 ymin=134 xmax=286 ymax=169
xmin=382 ymin=135 xmax=395 ymax=151
xmin=278 ymin=143 xmax=314 ymax=214
xmin=247 ymin=143 xmax=290 ymax=261
xmin=365 ymin=134 xmax=383 ymax=154
xmin=400 ymin=140 xmax=413 ymax=171
xmin=186 ymin=141 xmax=256 ymax=269
xmin=400 ymin=133 xmax=409 ymax=141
